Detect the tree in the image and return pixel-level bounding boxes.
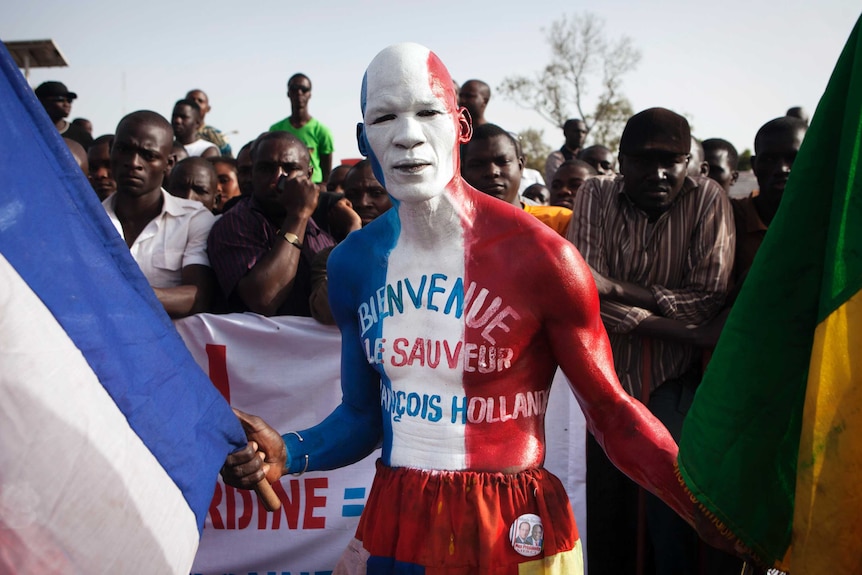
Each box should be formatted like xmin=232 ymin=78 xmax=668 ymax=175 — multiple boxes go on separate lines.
xmin=499 ymin=12 xmax=641 ymax=151
xmin=738 ymin=148 xmax=752 ymax=171
xmin=517 ymin=128 xmax=552 ymax=173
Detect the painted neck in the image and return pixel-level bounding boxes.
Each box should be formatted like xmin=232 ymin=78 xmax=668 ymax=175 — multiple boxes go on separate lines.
xmin=395 ymin=179 xmax=472 ymax=247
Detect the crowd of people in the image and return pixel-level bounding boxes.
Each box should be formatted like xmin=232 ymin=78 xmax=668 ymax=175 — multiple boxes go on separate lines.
xmin=34 ymin=56 xmax=808 ymax=573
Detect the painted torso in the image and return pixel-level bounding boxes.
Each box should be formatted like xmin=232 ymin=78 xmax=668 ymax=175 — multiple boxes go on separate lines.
xmin=339 ymin=185 xmax=559 ymax=472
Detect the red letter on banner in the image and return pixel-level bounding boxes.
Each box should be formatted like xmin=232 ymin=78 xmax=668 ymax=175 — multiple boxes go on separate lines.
xmin=303 ymin=477 xmax=328 ymax=529
xmin=267 ymin=480 xmax=301 ymax=529
xmin=209 ymin=483 xmax=224 ymax=529
xmin=205 ymin=344 xmax=231 ymax=402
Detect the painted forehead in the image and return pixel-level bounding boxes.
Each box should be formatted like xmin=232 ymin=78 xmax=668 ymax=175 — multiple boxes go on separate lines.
xmin=361 ymin=43 xmax=456 ymax=116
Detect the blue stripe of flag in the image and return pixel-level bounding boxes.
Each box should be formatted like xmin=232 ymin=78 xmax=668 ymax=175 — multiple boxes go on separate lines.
xmin=0 ymin=40 xmax=246 ymax=533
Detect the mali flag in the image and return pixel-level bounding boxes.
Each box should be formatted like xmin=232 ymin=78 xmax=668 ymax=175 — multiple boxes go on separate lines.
xmin=677 ymin=14 xmax=862 ymax=574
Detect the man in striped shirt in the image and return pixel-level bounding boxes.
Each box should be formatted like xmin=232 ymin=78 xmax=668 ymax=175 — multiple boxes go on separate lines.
xmin=567 ymin=107 xmax=738 ymax=575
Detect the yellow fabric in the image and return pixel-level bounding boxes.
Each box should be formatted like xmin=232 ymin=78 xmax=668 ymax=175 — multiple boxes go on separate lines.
xmin=518 ymin=540 xmax=583 ymax=575
xmin=522 ymin=205 xmax=572 ymax=237
xmin=790 ymin=288 xmax=862 ymax=574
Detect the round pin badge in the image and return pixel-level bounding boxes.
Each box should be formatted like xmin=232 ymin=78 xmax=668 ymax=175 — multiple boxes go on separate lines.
xmin=509 ymin=513 xmax=543 ymax=557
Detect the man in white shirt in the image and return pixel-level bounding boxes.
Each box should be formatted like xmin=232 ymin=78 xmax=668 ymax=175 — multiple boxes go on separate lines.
xmin=104 ymin=110 xmax=216 ymax=317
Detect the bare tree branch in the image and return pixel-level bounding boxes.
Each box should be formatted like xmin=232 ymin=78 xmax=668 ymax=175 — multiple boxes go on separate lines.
xmin=498 ymin=11 xmax=641 ymax=151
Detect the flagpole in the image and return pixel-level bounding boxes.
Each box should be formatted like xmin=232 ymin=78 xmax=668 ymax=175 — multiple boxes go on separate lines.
xmin=256 ymin=479 xmax=281 ymax=511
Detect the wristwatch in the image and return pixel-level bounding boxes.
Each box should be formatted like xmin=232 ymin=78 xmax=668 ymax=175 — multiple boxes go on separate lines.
xmin=279 ymin=230 xmax=303 ymax=249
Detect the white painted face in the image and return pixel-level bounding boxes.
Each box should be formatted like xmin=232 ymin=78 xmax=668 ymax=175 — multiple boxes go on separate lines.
xmin=362 ymin=44 xmax=462 ymax=204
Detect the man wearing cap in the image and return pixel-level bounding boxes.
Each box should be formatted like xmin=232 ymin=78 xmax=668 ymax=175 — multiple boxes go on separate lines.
xmin=567 ymin=107 xmax=737 ymax=575
xmin=35 ymin=81 xmax=93 ymax=149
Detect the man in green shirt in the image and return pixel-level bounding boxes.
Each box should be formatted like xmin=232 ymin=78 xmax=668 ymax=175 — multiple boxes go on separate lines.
xmin=269 ymin=73 xmax=334 ymax=185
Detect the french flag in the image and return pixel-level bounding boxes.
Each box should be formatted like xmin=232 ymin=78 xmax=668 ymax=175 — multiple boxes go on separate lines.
xmin=0 ymin=41 xmax=245 ymax=573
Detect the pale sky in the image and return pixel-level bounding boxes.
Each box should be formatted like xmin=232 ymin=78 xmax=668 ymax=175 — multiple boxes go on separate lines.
xmin=3 ymin=1 xmax=858 ymax=165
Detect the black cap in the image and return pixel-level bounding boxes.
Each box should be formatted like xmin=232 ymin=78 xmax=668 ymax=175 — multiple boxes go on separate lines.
xmin=34 ymin=81 xmax=77 ymax=100
xmin=619 ymin=108 xmax=690 ymax=155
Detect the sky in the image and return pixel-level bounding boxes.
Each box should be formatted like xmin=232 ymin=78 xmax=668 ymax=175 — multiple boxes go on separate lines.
xmin=3 ymin=1 xmax=859 ymax=166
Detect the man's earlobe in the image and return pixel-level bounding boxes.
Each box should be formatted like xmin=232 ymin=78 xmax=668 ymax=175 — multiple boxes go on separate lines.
xmin=357 ymin=123 xmax=370 ymax=157
xmin=731 ymin=170 xmax=739 ymax=186
xmin=458 ymin=108 xmax=472 ymax=144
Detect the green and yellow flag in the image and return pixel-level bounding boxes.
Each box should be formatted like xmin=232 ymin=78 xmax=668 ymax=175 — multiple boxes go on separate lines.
xmin=678 ymin=14 xmax=862 ymax=574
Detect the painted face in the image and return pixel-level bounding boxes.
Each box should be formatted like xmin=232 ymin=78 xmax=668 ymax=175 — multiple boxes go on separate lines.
xmin=360 ymin=43 xmax=469 ymax=204
xmin=111 ymin=119 xmax=173 ymax=197
xmin=550 ymin=164 xmax=591 ymax=210
xmin=87 ymin=141 xmax=117 ymax=201
xmin=168 ymin=161 xmax=218 ymax=211
xmin=461 ymin=134 xmax=523 ymax=205
xmin=620 ymin=151 xmax=688 ymax=220
xmin=344 ymin=163 xmax=392 ymax=226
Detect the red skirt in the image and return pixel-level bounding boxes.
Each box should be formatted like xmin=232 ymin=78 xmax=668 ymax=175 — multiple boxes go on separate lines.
xmin=346 ymin=460 xmax=583 ymax=574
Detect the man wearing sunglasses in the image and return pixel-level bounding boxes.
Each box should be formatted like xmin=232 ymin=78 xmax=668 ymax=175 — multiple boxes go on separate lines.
xmin=269 ymin=73 xmax=334 ymax=186
xmin=35 ymin=81 xmax=93 ymax=150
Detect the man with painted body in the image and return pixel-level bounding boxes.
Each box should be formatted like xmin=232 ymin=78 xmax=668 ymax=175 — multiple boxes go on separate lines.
xmin=223 ymin=44 xmax=731 ymax=574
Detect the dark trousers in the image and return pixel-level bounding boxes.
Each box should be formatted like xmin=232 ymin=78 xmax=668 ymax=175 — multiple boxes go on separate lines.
xmin=586 ymin=433 xmax=653 ymax=575
xmin=587 ymin=375 xmax=746 ymax=575
xmin=647 ymin=378 xmax=747 ymax=575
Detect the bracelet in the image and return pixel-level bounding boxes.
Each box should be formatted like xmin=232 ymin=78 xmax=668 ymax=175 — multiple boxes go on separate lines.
xmin=285 ymin=431 xmax=307 ymax=475
xmin=291 ymin=454 xmax=310 ymax=476
xmin=285 ymin=430 xmax=304 ymax=443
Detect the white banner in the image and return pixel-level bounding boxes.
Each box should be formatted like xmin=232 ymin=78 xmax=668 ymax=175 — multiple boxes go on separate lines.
xmin=177 ymin=313 xmax=586 ymax=575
